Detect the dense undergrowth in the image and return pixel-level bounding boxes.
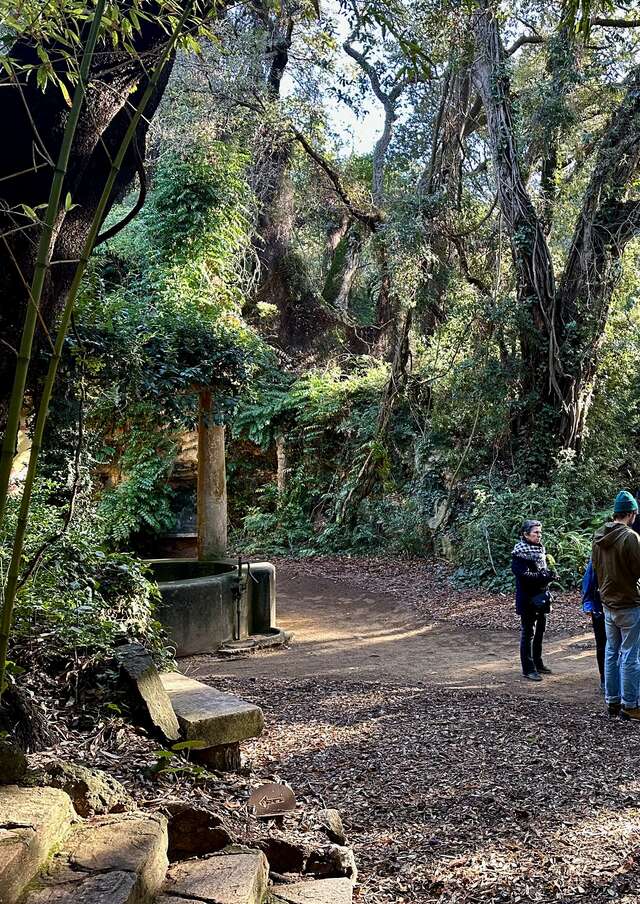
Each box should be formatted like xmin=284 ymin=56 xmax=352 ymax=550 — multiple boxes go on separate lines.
xmin=0 ymin=483 xmax=171 ymax=690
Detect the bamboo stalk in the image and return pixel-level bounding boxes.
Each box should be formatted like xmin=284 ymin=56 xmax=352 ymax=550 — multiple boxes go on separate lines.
xmin=0 ymin=3 xmax=195 ymax=698
xmin=0 ymin=0 xmax=106 ymax=528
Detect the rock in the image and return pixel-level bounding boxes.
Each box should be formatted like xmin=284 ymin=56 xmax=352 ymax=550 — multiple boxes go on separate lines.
xmin=35 ymin=762 xmax=135 ymax=817
xmin=257 ymin=837 xmax=306 ymax=873
xmin=162 ymin=848 xmax=268 ymax=904
xmin=271 ymin=877 xmax=353 ymax=903
xmin=65 ymin=813 xmax=167 ymax=880
xmin=159 ymin=672 xmax=264 ymax=747
xmin=115 ymin=643 xmax=180 ymax=742
xmin=0 ymin=786 xmax=75 ymax=904
xmin=0 ymin=738 xmax=27 ymax=784
xmin=317 ymin=808 xmax=346 ymax=845
xmin=305 ymin=845 xmax=357 ymax=882
xmin=163 ymin=802 xmax=232 ymax=861
xmin=23 ymin=870 xmax=139 ymax=904
xmin=23 ymin=814 xmax=168 ymax=904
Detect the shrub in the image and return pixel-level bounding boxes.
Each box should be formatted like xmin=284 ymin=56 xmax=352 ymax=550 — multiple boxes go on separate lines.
xmin=1 ymin=483 xmax=171 ymax=680
xmin=455 ymin=454 xmax=614 ymax=591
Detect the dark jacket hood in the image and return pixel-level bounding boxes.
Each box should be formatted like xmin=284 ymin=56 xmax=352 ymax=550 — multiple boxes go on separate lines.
xmin=594 ymin=522 xmax=631 ymax=550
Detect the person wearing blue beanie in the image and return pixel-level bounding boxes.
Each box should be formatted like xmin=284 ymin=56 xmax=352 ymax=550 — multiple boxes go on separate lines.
xmin=592 ymin=491 xmax=640 ymax=719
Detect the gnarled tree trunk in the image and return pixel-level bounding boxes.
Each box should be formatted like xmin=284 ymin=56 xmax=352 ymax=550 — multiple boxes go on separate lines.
xmin=0 ymin=8 xmax=204 ymax=432
xmin=471 ymin=3 xmax=640 ymax=461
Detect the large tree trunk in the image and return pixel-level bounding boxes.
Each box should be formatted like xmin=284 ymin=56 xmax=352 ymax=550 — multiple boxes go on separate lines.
xmin=247 ymin=13 xmax=334 ymax=355
xmin=471 ymin=4 xmax=562 ymax=445
xmin=471 ymin=4 xmax=640 ymax=461
xmin=0 ymin=12 xmax=192 ymax=432
xmin=322 ymin=221 xmax=365 ymax=313
xmin=556 ymin=63 xmax=640 ymax=448
xmin=338 ymin=309 xmax=413 ymax=526
xmin=275 ymin=434 xmax=287 ymax=495
xmin=416 ymin=65 xmax=475 ymax=341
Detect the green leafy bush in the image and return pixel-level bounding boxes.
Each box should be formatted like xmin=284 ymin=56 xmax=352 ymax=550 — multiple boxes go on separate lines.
xmin=455 ymin=454 xmax=615 ymax=591
xmin=1 ymin=484 xmax=171 ymax=676
xmin=58 ymin=136 xmax=267 ymax=547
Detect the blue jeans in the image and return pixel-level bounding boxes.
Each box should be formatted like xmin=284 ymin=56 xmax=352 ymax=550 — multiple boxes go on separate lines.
xmin=604 ymin=606 xmax=640 ymax=708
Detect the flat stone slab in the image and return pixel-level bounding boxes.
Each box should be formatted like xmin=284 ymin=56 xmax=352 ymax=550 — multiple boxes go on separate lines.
xmin=24 ymin=814 xmax=168 ymax=904
xmin=162 ymin=850 xmax=268 ymax=904
xmin=23 ymin=870 xmax=139 ymax=904
xmin=116 ymin=643 xmax=180 ymax=741
xmin=271 ymin=877 xmax=353 ymax=904
xmin=65 ymin=813 xmax=167 ymax=875
xmin=0 ymin=786 xmax=75 ymax=904
xmin=218 ymin=630 xmax=292 ymax=656
xmin=160 ymin=672 xmax=264 ymax=747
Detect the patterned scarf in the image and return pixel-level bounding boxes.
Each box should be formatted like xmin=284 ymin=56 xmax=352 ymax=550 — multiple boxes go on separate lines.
xmin=511 ymin=538 xmax=547 ymax=571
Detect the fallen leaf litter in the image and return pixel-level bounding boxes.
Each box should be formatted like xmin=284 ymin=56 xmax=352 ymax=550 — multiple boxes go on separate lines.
xmin=28 ymin=556 xmax=638 ymax=903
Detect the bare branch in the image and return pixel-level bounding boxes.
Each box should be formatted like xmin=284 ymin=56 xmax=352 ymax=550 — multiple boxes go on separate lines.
xmin=343 ymin=41 xmax=387 ymax=106
xmin=505 ymin=33 xmax=545 ymax=56
xmin=290 ymin=126 xmax=383 ymax=232
xmin=591 ymin=16 xmax=640 ymax=28
xmin=95 ymin=145 xmax=147 ymax=246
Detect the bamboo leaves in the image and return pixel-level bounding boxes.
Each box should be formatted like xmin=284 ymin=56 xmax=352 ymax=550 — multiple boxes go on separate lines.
xmin=0 ymin=0 xmax=196 ymax=698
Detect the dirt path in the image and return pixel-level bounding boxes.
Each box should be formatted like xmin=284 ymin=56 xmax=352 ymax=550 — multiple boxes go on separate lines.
xmin=183 ymin=567 xmax=602 ymax=704
xmin=180 ymin=564 xmax=639 ymax=904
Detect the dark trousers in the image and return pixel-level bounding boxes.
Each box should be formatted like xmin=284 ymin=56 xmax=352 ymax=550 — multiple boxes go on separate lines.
xmin=591 ymin=612 xmax=606 ymax=682
xmin=520 ymin=608 xmax=547 ymax=674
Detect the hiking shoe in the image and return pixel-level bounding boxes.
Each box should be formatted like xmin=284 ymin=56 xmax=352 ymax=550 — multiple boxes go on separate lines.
xmin=536 ymin=665 xmax=553 ymax=675
xmin=608 ymin=702 xmax=622 ymax=718
xmin=621 ymin=706 xmax=640 ymax=721
xmin=523 ymin=671 xmax=543 ymax=682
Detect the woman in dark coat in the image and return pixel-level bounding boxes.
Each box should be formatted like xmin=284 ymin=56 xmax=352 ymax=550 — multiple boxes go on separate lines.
xmin=511 ymin=520 xmax=555 ymax=681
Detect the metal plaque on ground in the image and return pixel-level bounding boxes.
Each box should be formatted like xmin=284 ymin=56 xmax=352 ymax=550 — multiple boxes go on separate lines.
xmin=248 ymin=783 xmax=296 ymax=818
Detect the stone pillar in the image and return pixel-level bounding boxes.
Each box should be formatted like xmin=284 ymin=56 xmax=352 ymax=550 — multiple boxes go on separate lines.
xmin=275 ymin=434 xmax=287 ymax=495
xmin=197 ymin=389 xmax=227 ymax=560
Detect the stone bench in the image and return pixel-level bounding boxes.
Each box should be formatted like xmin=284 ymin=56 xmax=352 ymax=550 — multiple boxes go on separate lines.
xmin=160 ymin=672 xmax=264 ymax=769
xmin=271 ymin=878 xmax=354 ymax=903
xmin=159 ymin=848 xmax=268 ymax=904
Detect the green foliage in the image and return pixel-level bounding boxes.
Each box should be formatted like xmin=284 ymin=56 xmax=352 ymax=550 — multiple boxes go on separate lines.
xmin=150 ymin=739 xmax=209 ymax=778
xmin=96 ymin=428 xmax=179 ymax=544
xmin=0 ymin=483 xmax=170 ymax=675
xmin=27 ymin=0 xmax=640 ymax=606
xmin=455 ymin=454 xmax=615 ymax=591
xmin=58 ymin=137 xmax=266 ymax=546
xmin=233 ymin=358 xmax=433 ymax=554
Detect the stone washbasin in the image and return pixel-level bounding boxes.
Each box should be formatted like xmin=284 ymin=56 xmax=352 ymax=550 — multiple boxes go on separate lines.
xmin=147 ymin=558 xmax=277 ymax=657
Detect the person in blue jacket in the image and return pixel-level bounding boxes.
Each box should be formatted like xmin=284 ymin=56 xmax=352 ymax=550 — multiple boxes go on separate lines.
xmin=582 ymin=557 xmax=606 ymax=691
xmin=511 ymin=519 xmax=556 ymax=681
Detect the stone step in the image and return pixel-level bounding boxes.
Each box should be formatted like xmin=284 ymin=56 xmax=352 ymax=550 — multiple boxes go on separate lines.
xmin=22 ymin=813 xmax=168 ymax=904
xmin=270 ymin=878 xmax=353 ymax=904
xmin=0 ymin=786 xmax=75 ymax=904
xmin=159 ymin=673 xmax=264 ymax=748
xmin=218 ymin=630 xmax=292 ymax=657
xmin=158 ymin=848 xmax=269 ymax=904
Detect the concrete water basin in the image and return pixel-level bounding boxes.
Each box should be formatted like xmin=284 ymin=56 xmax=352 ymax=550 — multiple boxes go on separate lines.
xmin=147 ymin=558 xmax=277 ymax=657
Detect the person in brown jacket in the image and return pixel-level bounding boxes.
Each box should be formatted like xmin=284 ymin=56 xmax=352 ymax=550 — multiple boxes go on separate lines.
xmin=592 ymin=490 xmax=640 ymax=719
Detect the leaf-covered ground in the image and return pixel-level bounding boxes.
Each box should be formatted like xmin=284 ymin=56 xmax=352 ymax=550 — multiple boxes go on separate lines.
xmin=217 ymin=675 xmax=640 ymax=904
xmin=31 ymin=556 xmax=627 ymax=904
